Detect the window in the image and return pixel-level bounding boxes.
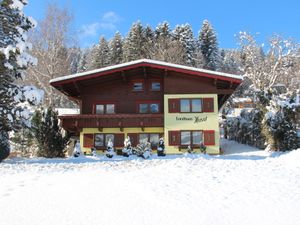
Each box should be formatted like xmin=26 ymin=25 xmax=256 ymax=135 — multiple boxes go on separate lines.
xmin=138 ymin=133 xmax=160 ymax=148
xmin=180 ymin=131 xmax=191 ymax=145
xmin=94 ymin=103 xmax=115 ymax=114
xmin=180 ymin=100 xmax=190 ymax=112
xmin=180 ymin=131 xmax=203 ymax=146
xmin=106 ymin=104 xmax=115 ymax=114
xmin=180 ymin=99 xmax=202 ymax=113
xmin=169 ymin=98 xmax=213 ymax=113
xmin=94 ymin=134 xmax=104 ymax=147
xmin=191 ymin=99 xmax=202 ymax=112
xmin=132 ymin=81 xmax=144 ymax=91
xmin=139 ymin=104 xmax=148 ymax=113
xmin=150 ymin=103 xmax=159 ymax=113
xmin=94 ymin=134 xmax=115 ymax=148
xmin=138 ymin=102 xmax=160 ymax=113
xmin=95 ymin=105 xmax=104 ymax=114
xmin=151 ymin=81 xmax=161 ymax=91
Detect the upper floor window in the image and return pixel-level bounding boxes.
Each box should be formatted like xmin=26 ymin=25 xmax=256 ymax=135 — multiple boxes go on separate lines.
xmin=132 ymin=80 xmax=144 ymax=91
xmin=180 ymin=99 xmax=202 ymax=113
xmin=95 ymin=103 xmax=115 ymax=114
xmin=169 ymin=98 xmax=214 ymax=113
xmin=138 ymin=102 xmax=160 ymax=113
xmin=150 ymin=81 xmax=161 ymax=91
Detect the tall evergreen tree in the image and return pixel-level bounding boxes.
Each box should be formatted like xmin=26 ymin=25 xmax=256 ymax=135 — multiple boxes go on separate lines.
xmin=143 ymin=25 xmax=154 ymax=59
xmin=0 ymin=0 xmax=37 ymax=162
xmin=173 ymin=23 xmax=196 ymax=66
xmin=31 ymin=107 xmax=70 ymax=158
xmin=198 ymin=20 xmax=220 ymax=71
xmin=123 ymin=21 xmax=145 ymax=62
xmin=87 ymin=37 xmax=110 ymax=70
xmin=109 ymin=31 xmax=123 ymax=65
xmin=153 ymin=22 xmax=186 ymax=64
xmin=77 ymin=48 xmax=89 ymax=72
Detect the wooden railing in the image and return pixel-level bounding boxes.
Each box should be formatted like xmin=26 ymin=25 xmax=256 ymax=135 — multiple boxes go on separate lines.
xmin=59 ymin=114 xmax=164 ymax=132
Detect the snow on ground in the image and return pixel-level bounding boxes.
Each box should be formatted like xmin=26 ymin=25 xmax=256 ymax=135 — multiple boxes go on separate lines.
xmin=1 ymin=140 xmax=300 ymax=225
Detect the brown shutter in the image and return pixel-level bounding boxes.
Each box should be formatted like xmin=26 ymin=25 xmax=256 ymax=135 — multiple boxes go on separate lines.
xmin=202 ymin=98 xmax=214 ymax=112
xmin=114 ymin=133 xmax=125 ymax=147
xmin=204 ymin=130 xmax=215 ymax=146
xmin=83 ymin=134 xmax=94 ymax=148
xmin=168 ymin=131 xmax=180 ymax=146
xmin=168 ymin=99 xmax=180 ymax=113
xmin=127 ymin=133 xmax=138 ymax=147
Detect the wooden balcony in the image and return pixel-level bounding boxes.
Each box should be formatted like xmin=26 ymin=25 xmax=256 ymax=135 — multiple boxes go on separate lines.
xmin=59 ymin=114 xmax=164 ymax=133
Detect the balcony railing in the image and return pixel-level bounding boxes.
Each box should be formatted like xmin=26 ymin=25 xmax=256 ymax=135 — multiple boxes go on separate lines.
xmin=59 ymin=113 xmax=164 ymax=132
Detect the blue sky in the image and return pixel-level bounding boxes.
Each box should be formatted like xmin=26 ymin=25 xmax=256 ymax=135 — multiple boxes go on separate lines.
xmin=24 ymin=0 xmax=300 ymax=49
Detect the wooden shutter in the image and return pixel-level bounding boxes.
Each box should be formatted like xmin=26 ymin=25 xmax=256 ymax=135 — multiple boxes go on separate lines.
xmin=204 ymin=130 xmax=215 ymax=146
xmin=127 ymin=133 xmax=138 ymax=147
xmin=114 ymin=133 xmax=125 ymax=147
xmin=202 ymin=98 xmax=214 ymax=112
xmin=83 ymin=134 xmax=94 ymax=148
xmin=168 ymin=131 xmax=180 ymax=146
xmin=168 ymin=99 xmax=180 ymax=113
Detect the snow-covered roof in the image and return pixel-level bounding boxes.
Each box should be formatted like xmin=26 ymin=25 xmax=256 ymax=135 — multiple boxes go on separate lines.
xmin=50 ymin=59 xmax=243 ymax=85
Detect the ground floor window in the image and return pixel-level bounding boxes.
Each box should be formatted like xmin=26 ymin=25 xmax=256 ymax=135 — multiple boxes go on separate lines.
xmin=138 ymin=133 xmax=160 ymax=148
xmin=169 ymin=130 xmax=215 ymax=146
xmin=180 ymin=131 xmax=203 ymax=146
xmin=94 ymin=133 xmax=114 ymax=148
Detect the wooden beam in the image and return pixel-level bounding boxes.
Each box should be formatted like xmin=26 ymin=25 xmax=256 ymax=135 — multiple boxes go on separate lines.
xmin=121 ymin=71 xmax=126 ymax=82
xmin=143 ymin=67 xmax=147 ymax=79
xmin=214 ymin=79 xmax=217 ymax=86
xmin=164 ymin=69 xmax=168 ymax=77
xmin=73 ymin=81 xmax=81 ymax=95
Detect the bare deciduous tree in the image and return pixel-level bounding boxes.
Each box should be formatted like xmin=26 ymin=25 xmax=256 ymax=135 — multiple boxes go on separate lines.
xmin=239 ymin=32 xmax=299 ymax=90
xmin=26 ymin=4 xmax=77 ymax=107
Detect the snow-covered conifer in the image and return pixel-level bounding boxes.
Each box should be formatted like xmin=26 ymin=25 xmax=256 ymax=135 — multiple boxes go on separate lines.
xmin=198 ymin=20 xmax=220 ymax=70
xmin=0 ymin=0 xmax=42 ymax=162
xmin=88 ymin=36 xmax=110 ymax=70
xmin=173 ymin=24 xmax=196 ymax=66
xmin=123 ymin=21 xmax=145 ymax=62
xmin=31 ymin=107 xmax=70 ymax=158
xmin=109 ymin=31 xmax=123 ymax=65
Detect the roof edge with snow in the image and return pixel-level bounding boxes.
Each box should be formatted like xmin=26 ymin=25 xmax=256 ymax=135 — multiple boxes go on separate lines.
xmin=50 ymin=59 xmax=243 ymax=85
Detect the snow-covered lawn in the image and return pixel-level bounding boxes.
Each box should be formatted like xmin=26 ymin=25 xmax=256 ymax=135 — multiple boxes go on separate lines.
xmin=1 ymin=140 xmax=300 ymax=225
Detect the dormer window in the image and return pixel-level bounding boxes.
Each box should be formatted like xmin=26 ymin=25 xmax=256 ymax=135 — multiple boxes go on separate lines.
xmin=132 ymin=80 xmax=144 ymax=91
xmin=151 ymin=81 xmax=161 ymax=91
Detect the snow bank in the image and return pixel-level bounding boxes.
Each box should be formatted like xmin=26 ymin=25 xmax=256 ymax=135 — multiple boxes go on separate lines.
xmin=0 ymin=140 xmax=300 ymax=225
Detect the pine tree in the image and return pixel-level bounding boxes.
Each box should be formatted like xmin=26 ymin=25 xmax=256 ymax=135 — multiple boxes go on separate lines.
xmin=0 ymin=0 xmax=37 ymax=162
xmin=198 ymin=20 xmax=220 ymax=71
xmin=31 ymin=107 xmax=70 ymax=158
xmin=89 ymin=36 xmax=110 ymax=70
xmin=77 ymin=48 xmax=89 ymax=72
xmin=173 ymin=23 xmax=196 ymax=66
xmin=109 ymin=31 xmax=123 ymax=65
xmin=123 ymin=21 xmax=145 ymax=62
xmin=153 ymin=21 xmax=186 ymax=64
xmin=143 ymin=25 xmax=154 ymax=59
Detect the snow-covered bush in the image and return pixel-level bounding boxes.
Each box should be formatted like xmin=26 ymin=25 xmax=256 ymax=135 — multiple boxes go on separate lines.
xmin=226 ymin=89 xmax=298 ymax=151
xmin=262 ymin=91 xmax=298 ymax=151
xmin=31 ymin=107 xmax=70 ymax=158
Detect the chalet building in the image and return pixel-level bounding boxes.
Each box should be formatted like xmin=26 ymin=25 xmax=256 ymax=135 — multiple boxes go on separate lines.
xmin=50 ymin=59 xmax=242 ymax=154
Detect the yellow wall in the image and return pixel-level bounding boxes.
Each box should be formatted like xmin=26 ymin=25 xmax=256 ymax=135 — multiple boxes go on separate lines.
xmin=164 ymin=94 xmax=220 ymax=154
xmin=80 ymin=127 xmax=164 ymax=153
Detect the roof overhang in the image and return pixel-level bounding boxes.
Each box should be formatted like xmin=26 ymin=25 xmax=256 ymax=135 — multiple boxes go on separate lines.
xmin=50 ymin=59 xmax=243 ymax=86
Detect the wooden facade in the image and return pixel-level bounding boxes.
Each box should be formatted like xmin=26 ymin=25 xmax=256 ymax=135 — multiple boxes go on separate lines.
xmin=50 ymin=59 xmax=242 ymax=154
